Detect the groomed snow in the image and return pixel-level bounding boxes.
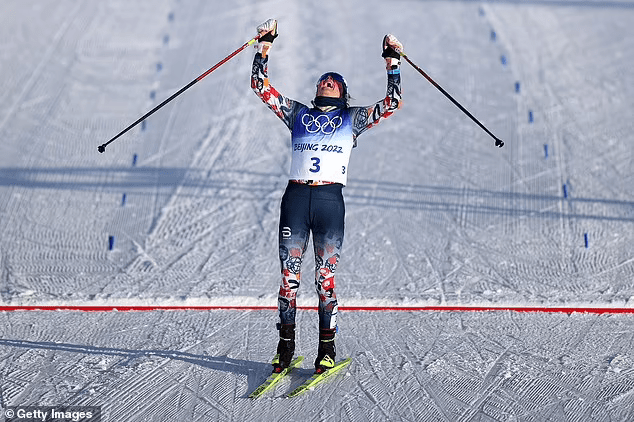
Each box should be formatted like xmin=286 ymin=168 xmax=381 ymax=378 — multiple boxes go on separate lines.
xmin=0 ymin=0 xmax=632 ymax=421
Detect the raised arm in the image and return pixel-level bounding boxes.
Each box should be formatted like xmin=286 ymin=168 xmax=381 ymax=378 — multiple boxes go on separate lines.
xmin=351 ymin=34 xmax=404 ymax=141
xmin=251 ymin=19 xmax=300 ymax=131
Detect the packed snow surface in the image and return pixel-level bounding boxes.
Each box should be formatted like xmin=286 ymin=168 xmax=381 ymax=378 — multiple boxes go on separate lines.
xmin=0 ymin=0 xmax=632 ymax=421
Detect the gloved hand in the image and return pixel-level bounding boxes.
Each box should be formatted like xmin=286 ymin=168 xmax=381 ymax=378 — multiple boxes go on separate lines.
xmin=255 ymin=19 xmax=277 ymax=57
xmin=381 ymin=34 xmax=403 ymax=69
xmin=255 ymin=19 xmax=278 ymax=56
xmin=257 ymin=18 xmax=278 ymax=42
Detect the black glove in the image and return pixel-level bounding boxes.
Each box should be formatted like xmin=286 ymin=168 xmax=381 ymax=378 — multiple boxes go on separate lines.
xmin=381 ymin=34 xmax=402 ymax=59
xmin=260 ymin=31 xmax=277 ymax=43
xmin=257 ymin=19 xmax=278 ymax=44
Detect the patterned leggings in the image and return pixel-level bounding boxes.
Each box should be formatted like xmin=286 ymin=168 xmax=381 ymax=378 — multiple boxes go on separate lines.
xmin=277 ymin=181 xmax=345 ymax=330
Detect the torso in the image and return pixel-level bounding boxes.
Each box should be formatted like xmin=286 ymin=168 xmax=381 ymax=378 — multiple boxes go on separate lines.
xmin=289 ymin=107 xmax=354 ymax=186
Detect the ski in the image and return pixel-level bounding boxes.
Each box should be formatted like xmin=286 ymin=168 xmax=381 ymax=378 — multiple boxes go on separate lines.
xmin=286 ymin=357 xmax=352 ymax=398
xmin=249 ymin=356 xmax=304 ymax=399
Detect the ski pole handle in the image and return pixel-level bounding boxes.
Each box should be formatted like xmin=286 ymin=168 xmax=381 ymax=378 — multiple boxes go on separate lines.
xmin=98 ymin=34 xmax=261 ymax=154
xmin=400 ymin=51 xmax=504 ymax=148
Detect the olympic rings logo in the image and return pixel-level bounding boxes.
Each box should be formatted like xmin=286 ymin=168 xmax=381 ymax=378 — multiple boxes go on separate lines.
xmin=301 ymin=113 xmax=343 ymax=135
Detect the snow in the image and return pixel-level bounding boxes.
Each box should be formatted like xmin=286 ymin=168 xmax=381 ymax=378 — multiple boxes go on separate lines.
xmin=0 ymin=0 xmax=633 ymax=421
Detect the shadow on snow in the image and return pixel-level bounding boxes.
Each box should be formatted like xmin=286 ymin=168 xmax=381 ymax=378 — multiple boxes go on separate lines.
xmin=0 ymin=166 xmax=632 ymax=223
xmin=0 ymin=338 xmax=271 ymax=398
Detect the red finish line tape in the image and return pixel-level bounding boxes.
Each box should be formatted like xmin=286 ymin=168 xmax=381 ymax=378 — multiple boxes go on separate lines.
xmin=0 ymin=305 xmax=632 ymax=314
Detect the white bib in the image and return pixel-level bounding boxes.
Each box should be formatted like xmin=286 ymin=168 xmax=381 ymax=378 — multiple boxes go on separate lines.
xmin=289 ymin=109 xmax=354 ymax=185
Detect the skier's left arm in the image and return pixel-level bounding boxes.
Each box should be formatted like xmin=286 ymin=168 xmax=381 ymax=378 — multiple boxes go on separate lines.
xmin=350 ymin=34 xmax=403 ymax=142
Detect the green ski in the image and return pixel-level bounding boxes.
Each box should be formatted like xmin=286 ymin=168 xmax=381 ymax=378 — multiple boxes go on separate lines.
xmin=286 ymin=357 xmax=352 ymax=398
xmin=249 ymin=356 xmax=304 ymax=399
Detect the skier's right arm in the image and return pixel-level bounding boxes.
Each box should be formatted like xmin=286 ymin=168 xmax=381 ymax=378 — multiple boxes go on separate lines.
xmin=251 ymin=19 xmax=298 ymax=130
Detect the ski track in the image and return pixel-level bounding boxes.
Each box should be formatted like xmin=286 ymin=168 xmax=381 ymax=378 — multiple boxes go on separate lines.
xmin=0 ymin=0 xmax=633 ymax=420
xmin=0 ymin=310 xmax=632 ymax=420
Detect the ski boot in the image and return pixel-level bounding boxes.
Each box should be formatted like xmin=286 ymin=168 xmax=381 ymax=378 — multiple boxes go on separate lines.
xmin=314 ymin=328 xmax=336 ymax=374
xmin=272 ymin=323 xmax=295 ymax=373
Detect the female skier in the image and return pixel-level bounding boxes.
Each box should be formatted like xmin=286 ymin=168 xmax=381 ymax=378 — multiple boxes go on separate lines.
xmin=251 ymin=19 xmax=403 ymax=374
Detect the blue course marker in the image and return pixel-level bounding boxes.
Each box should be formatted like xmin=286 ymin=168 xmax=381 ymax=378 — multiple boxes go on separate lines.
xmin=544 ymin=144 xmax=549 ymax=159
xmin=515 ymin=82 xmax=520 ymax=93
xmin=501 ymin=55 xmax=507 ymax=66
xmin=122 ymin=193 xmax=127 ymax=206
xmin=108 ymin=236 xmax=115 ymax=251
xmin=141 ymin=120 xmax=146 ymax=131
xmin=584 ymin=233 xmax=589 ymax=248
xmin=528 ymin=110 xmax=534 ymax=123
xmin=563 ymin=184 xmax=568 ymax=198
xmin=491 ymin=30 xmax=496 ymax=41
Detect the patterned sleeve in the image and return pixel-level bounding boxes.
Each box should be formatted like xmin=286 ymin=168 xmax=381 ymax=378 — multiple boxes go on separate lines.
xmin=349 ymin=70 xmax=402 ymax=144
xmin=251 ymin=52 xmax=302 ymax=131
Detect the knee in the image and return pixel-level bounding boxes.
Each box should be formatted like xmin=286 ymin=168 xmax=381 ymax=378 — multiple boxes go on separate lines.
xmin=280 ymin=246 xmax=304 ymax=274
xmin=316 ymin=273 xmax=336 ymax=297
xmin=321 ymin=276 xmax=335 ymax=293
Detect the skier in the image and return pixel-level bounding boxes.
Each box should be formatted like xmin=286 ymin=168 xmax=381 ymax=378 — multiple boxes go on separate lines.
xmin=251 ymin=19 xmax=403 ymax=374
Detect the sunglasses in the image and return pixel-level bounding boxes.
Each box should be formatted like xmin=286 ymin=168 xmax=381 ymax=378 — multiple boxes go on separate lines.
xmin=317 ymin=72 xmax=346 ymax=91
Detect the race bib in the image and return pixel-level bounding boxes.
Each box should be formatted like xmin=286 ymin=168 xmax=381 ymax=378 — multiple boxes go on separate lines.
xmin=290 ymin=109 xmax=354 ymax=185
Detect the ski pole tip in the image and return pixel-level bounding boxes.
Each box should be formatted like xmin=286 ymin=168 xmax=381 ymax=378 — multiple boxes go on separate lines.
xmin=495 ymin=138 xmax=505 ymax=148
xmin=98 ymin=144 xmax=106 ymax=153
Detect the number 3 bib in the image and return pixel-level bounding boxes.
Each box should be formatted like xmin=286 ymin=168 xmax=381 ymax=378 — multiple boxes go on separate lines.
xmin=289 ymin=108 xmax=355 ymax=185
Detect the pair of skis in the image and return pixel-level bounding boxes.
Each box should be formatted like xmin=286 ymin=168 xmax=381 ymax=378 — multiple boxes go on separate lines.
xmin=249 ymin=356 xmax=351 ymax=399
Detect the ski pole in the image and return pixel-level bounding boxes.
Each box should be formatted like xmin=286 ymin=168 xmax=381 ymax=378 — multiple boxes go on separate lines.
xmin=98 ymin=34 xmax=262 ymax=153
xmin=400 ymin=52 xmax=504 ymax=148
